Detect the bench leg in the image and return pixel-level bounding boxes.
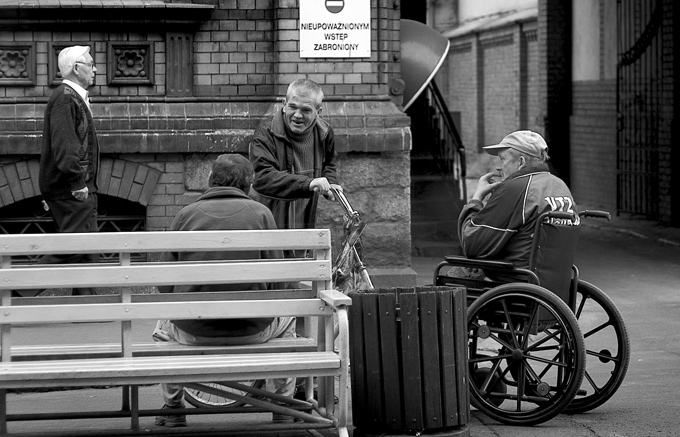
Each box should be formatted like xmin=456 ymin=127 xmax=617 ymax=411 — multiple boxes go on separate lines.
xmin=0 ymin=389 xmax=6 ymax=436
xmin=121 ymin=385 xmax=130 ymax=411
xmin=130 ymin=385 xmax=140 ymax=431
xmin=335 ymin=308 xmax=350 ymax=430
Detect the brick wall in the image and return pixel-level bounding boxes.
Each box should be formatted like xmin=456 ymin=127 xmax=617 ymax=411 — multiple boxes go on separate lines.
xmin=523 ymin=26 xmax=540 ymax=131
xmin=0 ymin=35 xmax=169 ymax=99
xmin=444 ymin=40 xmax=476 ymax=157
xmin=570 ymin=80 xmax=616 ymax=212
xmin=0 ymin=0 xmax=417 ymax=285
xmin=443 ymin=17 xmax=538 ymax=178
xmin=481 ymin=29 xmax=519 ymax=146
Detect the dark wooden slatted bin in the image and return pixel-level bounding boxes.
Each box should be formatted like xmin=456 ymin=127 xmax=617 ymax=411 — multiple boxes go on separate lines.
xmin=349 ymin=286 xmax=469 ymax=437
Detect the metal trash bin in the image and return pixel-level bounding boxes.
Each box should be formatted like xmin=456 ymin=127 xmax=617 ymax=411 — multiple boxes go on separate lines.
xmin=348 ymin=286 xmax=470 ymax=436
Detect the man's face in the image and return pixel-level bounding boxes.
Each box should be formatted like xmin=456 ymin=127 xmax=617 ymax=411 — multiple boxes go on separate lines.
xmin=74 ymin=53 xmax=96 ymax=89
xmin=497 ymin=148 xmax=523 ymax=181
xmin=283 ymin=91 xmax=320 ymax=134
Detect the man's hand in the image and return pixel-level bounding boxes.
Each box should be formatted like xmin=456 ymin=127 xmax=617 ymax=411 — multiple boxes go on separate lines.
xmin=309 ymin=177 xmax=331 ymax=195
xmin=72 ymin=187 xmax=89 ymax=201
xmin=471 ymin=172 xmax=500 ymax=202
xmin=325 ymin=183 xmax=343 ymax=202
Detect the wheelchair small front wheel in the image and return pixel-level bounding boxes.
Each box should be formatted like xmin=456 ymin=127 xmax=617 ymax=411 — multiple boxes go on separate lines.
xmin=184 ymin=380 xmax=264 ymax=408
xmin=468 ymin=283 xmax=586 ymax=426
xmin=565 ymin=280 xmax=630 ymax=414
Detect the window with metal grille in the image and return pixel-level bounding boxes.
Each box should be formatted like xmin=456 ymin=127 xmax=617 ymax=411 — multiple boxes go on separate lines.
xmin=0 ymin=195 xmax=146 ymax=264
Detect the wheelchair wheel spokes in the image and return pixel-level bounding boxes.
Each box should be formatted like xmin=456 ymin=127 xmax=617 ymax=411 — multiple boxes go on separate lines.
xmin=183 ymin=380 xmax=264 ymax=408
xmin=566 ymin=280 xmax=630 ymax=414
xmin=468 ymin=284 xmax=585 ymax=426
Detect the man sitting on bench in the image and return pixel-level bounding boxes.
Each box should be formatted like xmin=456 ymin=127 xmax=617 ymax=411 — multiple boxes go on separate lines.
xmin=152 ymin=153 xmax=297 ymax=427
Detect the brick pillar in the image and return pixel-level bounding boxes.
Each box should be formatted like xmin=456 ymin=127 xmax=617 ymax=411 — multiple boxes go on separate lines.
xmin=538 ymin=0 xmax=572 ymax=184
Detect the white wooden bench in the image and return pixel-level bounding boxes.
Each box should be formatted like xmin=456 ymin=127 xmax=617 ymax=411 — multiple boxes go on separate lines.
xmin=0 ymin=229 xmax=351 ymax=437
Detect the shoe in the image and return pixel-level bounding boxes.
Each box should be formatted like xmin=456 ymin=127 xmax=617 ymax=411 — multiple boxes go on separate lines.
xmin=154 ymin=404 xmax=187 ymax=427
xmin=272 ymin=413 xmax=304 ymax=423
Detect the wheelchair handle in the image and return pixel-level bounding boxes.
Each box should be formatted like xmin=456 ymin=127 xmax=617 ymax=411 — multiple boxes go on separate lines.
xmin=540 ymin=211 xmax=577 ymax=221
xmin=579 ymin=210 xmax=611 ymax=221
xmin=330 ymin=186 xmax=357 ymax=217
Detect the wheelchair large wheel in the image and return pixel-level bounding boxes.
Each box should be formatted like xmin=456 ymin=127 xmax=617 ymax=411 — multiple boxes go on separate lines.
xmin=565 ymin=280 xmax=630 ymax=414
xmin=184 ymin=380 xmax=264 ymax=408
xmin=468 ymin=283 xmax=586 ymax=426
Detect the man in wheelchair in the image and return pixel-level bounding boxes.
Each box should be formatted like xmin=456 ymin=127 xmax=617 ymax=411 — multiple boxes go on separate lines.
xmin=436 ymin=131 xmax=628 ymax=425
xmin=437 ymin=130 xmax=588 ymax=425
xmin=448 ymin=130 xmax=579 ymax=282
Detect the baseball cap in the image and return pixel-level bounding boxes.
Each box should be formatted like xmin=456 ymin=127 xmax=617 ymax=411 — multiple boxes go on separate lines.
xmin=483 ymin=130 xmax=548 ymax=158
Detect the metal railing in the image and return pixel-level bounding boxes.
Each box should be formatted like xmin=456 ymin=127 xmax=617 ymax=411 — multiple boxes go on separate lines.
xmin=424 ymin=80 xmax=467 ymax=201
xmin=616 ymin=0 xmax=662 ymax=219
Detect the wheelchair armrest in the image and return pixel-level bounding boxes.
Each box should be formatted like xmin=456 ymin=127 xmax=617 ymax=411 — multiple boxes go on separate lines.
xmin=434 ymin=256 xmax=517 ymax=284
xmin=442 ymin=255 xmax=516 ymax=270
xmin=580 ymin=210 xmax=611 ymax=221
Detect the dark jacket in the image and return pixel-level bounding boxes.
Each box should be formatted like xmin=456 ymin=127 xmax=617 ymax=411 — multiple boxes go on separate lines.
xmin=158 ymin=186 xmax=283 ymax=337
xmin=249 ymin=110 xmax=338 ymax=229
xmin=40 ymin=84 xmax=99 ymax=201
xmin=458 ymin=164 xmax=579 ymax=269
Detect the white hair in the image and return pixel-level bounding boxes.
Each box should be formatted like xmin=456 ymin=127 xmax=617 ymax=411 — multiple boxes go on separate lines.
xmin=58 ymin=45 xmax=90 ymax=78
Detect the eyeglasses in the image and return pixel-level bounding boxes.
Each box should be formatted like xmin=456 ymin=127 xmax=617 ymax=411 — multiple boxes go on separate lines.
xmin=75 ymin=62 xmax=96 ymax=69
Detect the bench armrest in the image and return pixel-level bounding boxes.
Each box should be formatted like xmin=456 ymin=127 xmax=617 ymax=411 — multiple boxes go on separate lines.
xmin=319 ymin=289 xmax=352 ymax=307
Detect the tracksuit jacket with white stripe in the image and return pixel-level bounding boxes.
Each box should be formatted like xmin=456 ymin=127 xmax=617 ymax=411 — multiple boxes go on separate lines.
xmin=458 ymin=163 xmax=578 ymax=269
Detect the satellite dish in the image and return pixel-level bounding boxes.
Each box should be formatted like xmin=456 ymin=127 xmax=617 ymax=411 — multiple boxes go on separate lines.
xmin=400 ymin=19 xmax=450 ymax=111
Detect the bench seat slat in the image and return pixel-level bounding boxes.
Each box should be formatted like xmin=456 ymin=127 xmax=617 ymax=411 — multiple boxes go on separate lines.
xmin=11 ymin=337 xmax=318 ymax=360
xmin=3 ymin=260 xmax=331 ymax=290
xmin=2 ymin=299 xmax=335 ymax=324
xmin=0 ymin=352 xmax=340 ymax=386
xmin=0 ymin=230 xmax=331 ymax=255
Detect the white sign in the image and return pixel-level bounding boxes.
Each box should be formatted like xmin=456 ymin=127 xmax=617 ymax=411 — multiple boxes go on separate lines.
xmin=299 ymin=0 xmax=371 ymax=58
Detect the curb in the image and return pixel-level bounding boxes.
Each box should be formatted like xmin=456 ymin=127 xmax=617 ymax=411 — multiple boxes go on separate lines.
xmin=581 ymin=221 xmax=680 ymax=247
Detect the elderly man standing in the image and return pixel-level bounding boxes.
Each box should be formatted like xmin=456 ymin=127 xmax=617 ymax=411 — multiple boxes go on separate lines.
xmin=249 ymin=78 xmax=342 ymax=232
xmin=34 ymin=45 xmax=100 ymax=296
xmin=248 ymin=78 xmax=342 ymax=402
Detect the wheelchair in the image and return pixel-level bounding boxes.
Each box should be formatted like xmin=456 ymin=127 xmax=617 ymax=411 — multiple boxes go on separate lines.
xmin=434 ymin=210 xmax=630 ymax=426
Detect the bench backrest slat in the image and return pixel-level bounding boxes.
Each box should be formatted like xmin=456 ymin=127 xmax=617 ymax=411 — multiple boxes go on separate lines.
xmin=1 ymin=299 xmax=333 ymax=325
xmin=2 ymin=260 xmax=331 ymax=290
xmin=0 ymin=229 xmax=331 ymax=256
xmin=7 ymin=290 xmax=317 ymax=306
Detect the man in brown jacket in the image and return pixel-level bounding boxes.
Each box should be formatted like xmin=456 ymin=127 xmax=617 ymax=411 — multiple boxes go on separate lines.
xmin=249 ymin=79 xmax=341 ymax=232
